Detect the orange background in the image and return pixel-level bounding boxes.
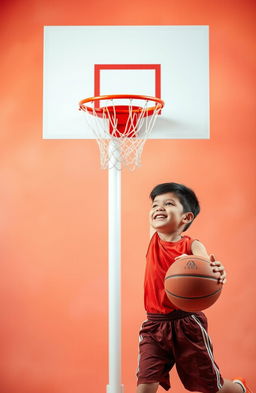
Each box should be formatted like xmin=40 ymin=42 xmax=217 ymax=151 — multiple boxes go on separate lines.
xmin=1 ymin=1 xmax=256 ymax=392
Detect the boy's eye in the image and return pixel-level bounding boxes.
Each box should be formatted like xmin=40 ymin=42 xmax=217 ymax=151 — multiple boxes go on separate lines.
xmin=165 ymin=202 xmax=174 ymax=206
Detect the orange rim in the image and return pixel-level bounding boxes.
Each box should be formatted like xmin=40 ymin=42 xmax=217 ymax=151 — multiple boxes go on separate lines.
xmin=79 ymin=94 xmax=164 ymax=114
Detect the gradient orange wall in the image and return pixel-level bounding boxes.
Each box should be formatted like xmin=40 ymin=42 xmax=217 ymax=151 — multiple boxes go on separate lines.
xmin=1 ymin=1 xmax=255 ymax=392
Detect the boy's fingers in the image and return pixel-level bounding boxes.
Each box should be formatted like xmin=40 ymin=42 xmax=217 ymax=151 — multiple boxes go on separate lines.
xmin=209 ymin=254 xmax=216 ymax=262
xmin=213 ymin=264 xmax=224 ymax=271
xmin=219 ymin=276 xmax=227 ymax=284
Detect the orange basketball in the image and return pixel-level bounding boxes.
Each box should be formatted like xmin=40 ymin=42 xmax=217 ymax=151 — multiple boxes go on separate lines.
xmin=164 ymin=255 xmax=223 ymax=312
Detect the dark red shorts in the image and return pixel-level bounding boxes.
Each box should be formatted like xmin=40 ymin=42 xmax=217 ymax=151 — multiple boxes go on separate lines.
xmin=137 ymin=310 xmax=224 ymax=393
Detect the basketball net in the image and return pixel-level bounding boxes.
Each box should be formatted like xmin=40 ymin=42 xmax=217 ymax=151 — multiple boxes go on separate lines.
xmin=79 ymin=95 xmax=164 ymax=170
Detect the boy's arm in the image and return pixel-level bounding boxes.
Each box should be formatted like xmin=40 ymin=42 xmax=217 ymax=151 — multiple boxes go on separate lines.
xmin=191 ymin=240 xmax=227 ymax=284
xmin=191 ymin=239 xmax=209 ymax=259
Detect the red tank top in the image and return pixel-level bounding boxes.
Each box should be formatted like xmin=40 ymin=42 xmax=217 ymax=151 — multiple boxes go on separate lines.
xmin=144 ymin=232 xmax=194 ymax=314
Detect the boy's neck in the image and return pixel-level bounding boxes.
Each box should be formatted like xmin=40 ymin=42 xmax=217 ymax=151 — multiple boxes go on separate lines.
xmin=157 ymin=232 xmax=182 ymax=242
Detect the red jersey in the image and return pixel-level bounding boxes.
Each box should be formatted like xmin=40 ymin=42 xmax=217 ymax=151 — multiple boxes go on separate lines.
xmin=144 ymin=232 xmax=194 ymax=314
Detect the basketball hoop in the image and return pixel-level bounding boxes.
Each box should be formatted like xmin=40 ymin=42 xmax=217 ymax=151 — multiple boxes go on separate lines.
xmin=79 ymin=94 xmax=164 ymax=170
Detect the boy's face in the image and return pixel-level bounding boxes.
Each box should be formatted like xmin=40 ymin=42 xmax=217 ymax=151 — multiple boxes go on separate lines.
xmin=150 ymin=192 xmax=193 ymax=234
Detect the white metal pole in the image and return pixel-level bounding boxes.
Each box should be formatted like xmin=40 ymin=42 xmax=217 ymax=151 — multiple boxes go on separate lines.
xmin=107 ymin=141 xmax=124 ymax=393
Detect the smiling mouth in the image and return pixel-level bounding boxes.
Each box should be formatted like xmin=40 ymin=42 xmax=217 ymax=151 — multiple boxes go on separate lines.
xmin=153 ymin=214 xmax=167 ymax=220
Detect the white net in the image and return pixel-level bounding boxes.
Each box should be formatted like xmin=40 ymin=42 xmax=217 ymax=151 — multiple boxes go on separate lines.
xmin=79 ymin=96 xmax=163 ymax=170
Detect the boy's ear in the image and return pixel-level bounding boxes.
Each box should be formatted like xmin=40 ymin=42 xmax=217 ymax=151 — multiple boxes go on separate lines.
xmin=182 ymin=212 xmax=194 ymax=224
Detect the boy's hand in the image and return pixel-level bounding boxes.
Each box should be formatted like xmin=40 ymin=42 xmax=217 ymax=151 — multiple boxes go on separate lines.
xmin=210 ymin=254 xmax=227 ymax=284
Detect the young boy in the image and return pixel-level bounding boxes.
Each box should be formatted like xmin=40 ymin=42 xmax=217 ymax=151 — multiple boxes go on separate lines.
xmin=136 ymin=183 xmax=252 ymax=393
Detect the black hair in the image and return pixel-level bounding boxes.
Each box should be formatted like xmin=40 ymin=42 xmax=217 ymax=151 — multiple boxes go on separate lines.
xmin=149 ymin=182 xmax=200 ymax=231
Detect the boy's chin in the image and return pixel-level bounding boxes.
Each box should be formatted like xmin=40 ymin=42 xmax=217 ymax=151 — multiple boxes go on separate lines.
xmin=152 ymin=222 xmax=165 ymax=229
xmin=152 ymin=223 xmax=171 ymax=232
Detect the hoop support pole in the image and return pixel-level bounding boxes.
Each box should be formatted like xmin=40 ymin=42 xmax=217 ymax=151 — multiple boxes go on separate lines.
xmin=107 ymin=141 xmax=124 ymax=393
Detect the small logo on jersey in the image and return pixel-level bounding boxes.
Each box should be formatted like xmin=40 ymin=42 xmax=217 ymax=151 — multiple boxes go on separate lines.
xmin=185 ymin=260 xmax=198 ymax=270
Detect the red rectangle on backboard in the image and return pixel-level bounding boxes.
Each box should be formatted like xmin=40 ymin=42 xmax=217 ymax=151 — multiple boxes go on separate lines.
xmin=94 ymin=64 xmax=161 ymax=102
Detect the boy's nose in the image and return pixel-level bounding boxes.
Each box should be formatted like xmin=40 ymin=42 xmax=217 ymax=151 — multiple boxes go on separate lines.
xmin=156 ymin=206 xmax=165 ymax=211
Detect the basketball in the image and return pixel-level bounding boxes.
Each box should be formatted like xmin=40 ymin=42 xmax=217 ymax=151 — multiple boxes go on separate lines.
xmin=164 ymin=255 xmax=223 ymax=312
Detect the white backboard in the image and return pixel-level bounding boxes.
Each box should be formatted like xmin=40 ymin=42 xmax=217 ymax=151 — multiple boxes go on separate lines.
xmin=43 ymin=25 xmax=209 ymax=139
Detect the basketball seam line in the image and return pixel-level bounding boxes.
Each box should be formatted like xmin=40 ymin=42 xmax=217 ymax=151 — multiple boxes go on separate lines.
xmin=165 ymin=274 xmax=219 ymax=280
xmin=165 ymin=288 xmax=222 ymax=300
